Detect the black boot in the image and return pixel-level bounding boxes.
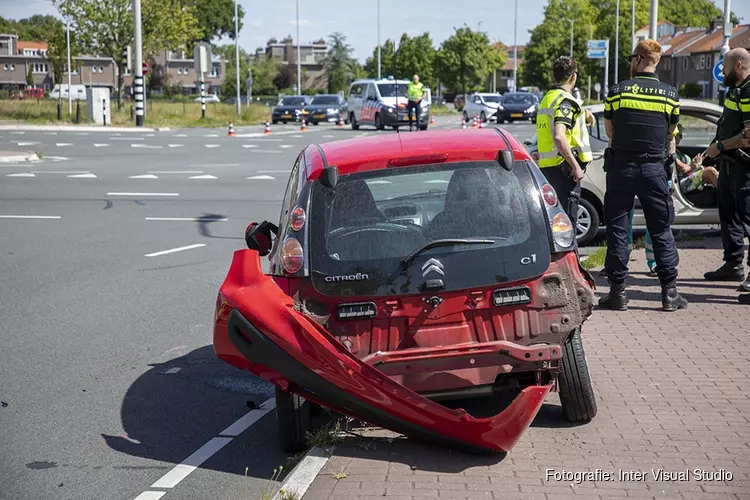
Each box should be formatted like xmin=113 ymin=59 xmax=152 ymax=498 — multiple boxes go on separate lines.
xmin=662 ymin=286 xmax=688 ymax=312
xmin=598 ymin=282 xmax=628 ymax=311
xmin=704 ymin=262 xmax=745 ymax=282
xmin=739 ymin=273 xmax=750 ymax=293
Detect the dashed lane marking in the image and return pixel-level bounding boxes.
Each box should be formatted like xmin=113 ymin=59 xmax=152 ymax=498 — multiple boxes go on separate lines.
xmin=133 ymin=493 xmax=165 ymax=500
xmin=148 ymin=170 xmax=203 ymax=174
xmin=111 ymin=137 xmax=144 ymax=141
xmin=205 ymin=134 xmax=219 ymax=137
xmin=145 ymin=217 xmax=227 ymax=222
xmin=173 ymin=133 xmax=188 ymax=137
xmin=205 ymin=144 xmax=220 ymax=148
xmin=323 ymin=134 xmax=335 ymax=138
xmin=247 ymin=175 xmax=275 ymax=180
xmin=424 ymin=179 xmax=449 ymax=184
xmin=190 ymin=164 xmax=239 ymax=167
xmin=132 ymin=144 xmax=163 ymax=149
xmin=144 ymin=243 xmax=206 ymax=257
xmin=11 ymin=131 xmax=25 ymax=135
xmin=280 ymin=145 xmax=293 ymax=148
xmin=0 ymin=215 xmax=61 ymax=219
xmin=7 ymin=173 xmax=36 ymax=177
xmin=256 ymin=170 xmax=290 ymax=173
xmin=130 ymin=174 xmax=159 ymax=179
xmin=15 ymin=141 xmax=39 ymax=146
xmin=56 ymin=143 xmax=73 ymax=147
xmin=107 ymin=192 xmax=179 ymax=196
xmin=168 ymin=144 xmax=184 ymax=148
xmin=366 ymin=180 xmax=392 ymax=184
xmin=242 ymin=144 xmax=257 ymax=148
xmin=68 ymin=173 xmax=97 ymax=178
xmin=94 ymin=143 xmax=110 ymax=147
xmin=251 ymin=149 xmax=282 ymax=154
xmin=188 ymin=174 xmax=218 ymax=179
xmin=45 ymin=132 xmax=58 ymax=135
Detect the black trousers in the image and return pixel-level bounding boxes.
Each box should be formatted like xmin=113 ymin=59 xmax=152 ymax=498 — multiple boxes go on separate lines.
xmin=407 ymin=100 xmax=421 ymax=129
xmin=604 ymin=158 xmax=679 ymax=287
xmin=717 ymin=159 xmax=750 ymax=267
xmin=541 ymin=162 xmax=581 ymax=230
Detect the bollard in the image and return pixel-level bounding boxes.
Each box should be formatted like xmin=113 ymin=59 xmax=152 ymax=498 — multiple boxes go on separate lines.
xmin=103 ymin=99 xmax=107 ymax=126
xmin=57 ymin=102 xmax=62 ymax=120
xmin=75 ymin=101 xmax=81 ymax=124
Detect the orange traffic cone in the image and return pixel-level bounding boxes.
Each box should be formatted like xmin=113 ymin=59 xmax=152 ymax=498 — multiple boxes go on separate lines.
xmin=478 ymin=117 xmax=484 ymax=129
xmin=227 ymin=120 xmax=235 ymax=136
xmin=461 ymin=117 xmax=467 ymax=129
xmin=472 ymin=115 xmax=478 ymax=128
xmin=430 ymin=114 xmax=435 ymax=125
xmin=301 ymin=117 xmax=307 ymax=132
xmin=264 ymin=118 xmax=271 ymax=134
xmin=337 ymin=113 xmax=344 ymax=128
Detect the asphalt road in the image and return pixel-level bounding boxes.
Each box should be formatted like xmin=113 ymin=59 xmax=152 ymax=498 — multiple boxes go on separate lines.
xmin=0 ymin=115 xmax=539 ymax=500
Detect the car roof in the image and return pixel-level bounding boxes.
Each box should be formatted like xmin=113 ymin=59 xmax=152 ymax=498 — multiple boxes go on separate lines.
xmin=351 ymin=78 xmax=411 ymax=85
xmin=306 ymin=129 xmax=531 ymax=179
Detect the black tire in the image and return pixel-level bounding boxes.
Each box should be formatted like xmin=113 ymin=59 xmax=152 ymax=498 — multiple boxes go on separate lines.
xmin=419 ymin=124 xmax=428 ymax=131
xmin=275 ymin=385 xmax=312 ymax=453
xmin=272 ymin=119 xmax=279 ymax=125
xmin=282 ymin=120 xmax=287 ymax=124
xmin=576 ymin=197 xmax=600 ymax=247
xmin=375 ymin=113 xmax=384 ymax=130
xmin=558 ymin=328 xmax=597 ymax=423
xmin=311 ymin=121 xmax=319 ymax=126
xmin=350 ymin=113 xmax=359 ymax=130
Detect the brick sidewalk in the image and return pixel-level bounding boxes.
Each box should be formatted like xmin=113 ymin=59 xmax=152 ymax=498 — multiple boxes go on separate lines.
xmin=301 ymin=241 xmax=750 ymax=500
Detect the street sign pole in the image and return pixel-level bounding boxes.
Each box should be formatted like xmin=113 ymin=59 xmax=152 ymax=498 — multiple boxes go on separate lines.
xmin=234 ymin=0 xmax=241 ymax=116
xmin=246 ymin=68 xmax=252 ymax=109
xmin=604 ymin=39 xmax=610 ymax=97
xmin=615 ymin=0 xmax=620 ymax=84
xmin=133 ymin=0 xmax=144 ymax=126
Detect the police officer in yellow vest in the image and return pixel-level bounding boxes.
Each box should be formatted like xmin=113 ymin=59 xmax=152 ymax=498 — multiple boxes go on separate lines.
xmin=407 ymin=74 xmax=425 ymax=131
xmin=536 ymin=56 xmax=594 ymax=230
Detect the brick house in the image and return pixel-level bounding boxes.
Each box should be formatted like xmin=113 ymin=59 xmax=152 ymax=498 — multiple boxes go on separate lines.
xmin=487 ymin=45 xmax=525 ymax=93
xmin=122 ymin=49 xmax=226 ymax=96
xmin=254 ymin=36 xmax=327 ymax=91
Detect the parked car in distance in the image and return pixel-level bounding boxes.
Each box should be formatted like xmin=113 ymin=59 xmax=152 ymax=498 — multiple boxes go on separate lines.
xmin=50 ymin=84 xmax=87 ymax=101
xmin=523 ymin=99 xmax=723 ymax=246
xmin=495 ymin=93 xmax=538 ymax=123
xmin=462 ymin=93 xmax=503 ymax=123
xmin=213 ymin=128 xmax=598 ymax=454
xmin=272 ymin=95 xmax=311 ymax=124
xmin=303 ymin=94 xmax=348 ymax=125
xmin=195 ymin=94 xmax=220 ymax=103
xmin=346 ymin=78 xmax=431 ymax=131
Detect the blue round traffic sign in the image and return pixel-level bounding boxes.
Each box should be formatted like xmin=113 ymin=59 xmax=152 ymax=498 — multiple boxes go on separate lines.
xmin=713 ymin=59 xmax=724 ymax=85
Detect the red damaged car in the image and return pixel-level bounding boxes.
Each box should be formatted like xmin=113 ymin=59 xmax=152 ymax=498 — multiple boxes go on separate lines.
xmin=214 ymin=128 xmax=597 ymax=454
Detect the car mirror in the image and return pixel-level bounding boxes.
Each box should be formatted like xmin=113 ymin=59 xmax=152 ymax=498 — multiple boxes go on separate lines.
xmin=319 ymin=165 xmax=338 ymax=189
xmin=497 ymin=150 xmax=514 ymax=171
xmin=245 ymin=221 xmax=278 ymax=256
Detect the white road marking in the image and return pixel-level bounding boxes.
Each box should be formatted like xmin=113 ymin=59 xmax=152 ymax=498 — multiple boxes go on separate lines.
xmin=145 ymin=133 xmax=155 ymax=137
xmin=28 ymin=170 xmax=89 ymax=174
xmin=144 ymin=243 xmax=206 ymax=257
xmin=280 ymin=144 xmax=293 ymax=148
xmin=147 ymin=170 xmax=203 ymax=174
xmin=94 ymin=143 xmax=110 ymax=147
xmin=150 ymin=437 xmax=232 ymax=488
xmin=257 ymin=170 xmax=290 ymax=173
xmin=111 ymin=137 xmax=144 ymax=141
xmin=174 ymin=133 xmax=187 ymax=137
xmin=242 ymin=144 xmax=257 ymax=148
xmin=0 ymin=215 xmax=61 ymax=219
xmin=206 ymin=134 xmax=219 ymax=137
xmin=245 ymin=138 xmax=282 ymax=142
xmin=219 ymin=399 xmax=276 ymax=436
xmin=107 ymin=192 xmax=179 ymax=196
xmin=56 ymin=143 xmax=73 ymax=147
xmin=132 ymin=144 xmax=163 ymax=149
xmin=271 ymin=446 xmax=330 ymax=500
xmin=7 ymin=173 xmax=36 ymax=177
xmin=290 ymin=134 xmax=302 ymax=138
xmin=323 ymin=134 xmax=334 ymax=138
xmin=133 ymin=492 xmax=166 ymax=500
xmin=75 ymin=132 xmax=89 ymax=136
xmin=424 ymin=179 xmax=449 ymax=184
xmin=44 ymin=156 xmax=69 ymax=161
xmin=190 ymin=163 xmax=239 ymax=167
xmin=251 ymin=149 xmax=283 ymax=154
xmin=68 ymin=173 xmax=97 ymax=178
xmin=168 ymin=144 xmax=184 ymax=148
xmin=145 ymin=217 xmax=227 ymax=221
xmin=130 ymin=174 xmax=159 ymax=179
xmin=366 ymin=180 xmax=392 ymax=184
xmin=188 ymin=174 xmax=218 ymax=179
xmin=45 ymin=132 xmax=58 ymax=135
xmin=247 ymin=175 xmax=275 ymax=180
xmin=205 ymin=144 xmax=220 ymax=148
xmin=11 ymin=131 xmax=25 ymax=135
xmin=15 ymin=141 xmax=39 ymax=146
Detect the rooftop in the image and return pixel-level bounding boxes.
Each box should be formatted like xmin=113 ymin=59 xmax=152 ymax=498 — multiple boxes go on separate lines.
xmin=677 ymin=24 xmax=750 ymax=54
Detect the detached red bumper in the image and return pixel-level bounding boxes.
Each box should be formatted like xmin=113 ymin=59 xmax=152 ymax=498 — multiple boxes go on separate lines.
xmin=214 ymin=249 xmax=551 ymax=454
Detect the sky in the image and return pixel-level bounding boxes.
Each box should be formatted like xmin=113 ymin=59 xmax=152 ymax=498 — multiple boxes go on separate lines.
xmin=1 ymin=0 xmax=749 ymax=63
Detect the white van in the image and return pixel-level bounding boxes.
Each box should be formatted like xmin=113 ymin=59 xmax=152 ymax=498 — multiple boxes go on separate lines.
xmin=50 ymin=84 xmax=87 ymax=101
xmin=347 ymin=78 xmax=431 ymax=131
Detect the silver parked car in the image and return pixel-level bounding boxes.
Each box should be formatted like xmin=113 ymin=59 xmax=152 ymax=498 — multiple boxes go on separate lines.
xmin=523 ymin=99 xmax=722 ymax=246
xmin=462 ymin=92 xmax=503 ymax=123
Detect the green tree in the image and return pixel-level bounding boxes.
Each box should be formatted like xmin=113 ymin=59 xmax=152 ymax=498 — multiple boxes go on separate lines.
xmin=250 ymin=58 xmax=281 ymax=95
xmin=26 ymin=65 xmax=34 ymax=86
xmin=435 ymin=26 xmax=496 ymax=96
xmin=363 ymin=39 xmax=395 ymax=78
xmin=53 ymin=0 xmax=201 ymax=110
xmin=323 ymin=32 xmax=356 ymax=94
xmin=46 ymin=23 xmax=80 ymax=85
xmin=0 ymin=15 xmax=63 ymax=41
xmin=184 ymin=0 xmax=244 ymax=43
xmin=392 ymin=33 xmax=437 ymax=88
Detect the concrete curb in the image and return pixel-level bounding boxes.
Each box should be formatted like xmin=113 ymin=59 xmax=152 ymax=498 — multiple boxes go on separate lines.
xmin=0 ymin=152 xmax=41 ymax=163
xmin=0 ymin=124 xmax=164 ymax=132
xmin=272 ymin=446 xmax=332 ymax=500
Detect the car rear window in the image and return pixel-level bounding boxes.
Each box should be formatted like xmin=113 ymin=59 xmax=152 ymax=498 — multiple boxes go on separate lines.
xmin=502 ymin=94 xmax=536 ymax=105
xmin=307 ymin=161 xmax=551 ymax=297
xmin=377 ymin=83 xmax=408 ymax=97
xmin=311 ymin=96 xmax=339 ymax=105
xmin=281 ymin=97 xmax=307 ymax=106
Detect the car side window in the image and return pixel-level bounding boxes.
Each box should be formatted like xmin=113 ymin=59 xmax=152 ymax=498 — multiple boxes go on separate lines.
xmin=349 ymin=85 xmax=360 ymax=98
xmin=474 ymin=95 xmax=482 ymax=103
xmin=593 ymin=113 xmax=609 ymax=141
xmin=366 ymin=84 xmax=376 ymax=100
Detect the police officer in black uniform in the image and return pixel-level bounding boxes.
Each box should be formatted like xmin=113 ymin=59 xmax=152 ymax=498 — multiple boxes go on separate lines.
xmin=701 ymin=47 xmax=750 ymax=304
xmin=599 ymin=39 xmax=688 ymax=312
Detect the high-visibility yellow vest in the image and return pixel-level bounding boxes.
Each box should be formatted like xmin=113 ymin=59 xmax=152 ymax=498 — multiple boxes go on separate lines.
xmin=407 ymin=82 xmax=424 ymax=101
xmin=536 ymin=88 xmax=593 ymax=168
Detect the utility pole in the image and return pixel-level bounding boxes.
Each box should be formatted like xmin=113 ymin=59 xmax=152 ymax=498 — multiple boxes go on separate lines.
xmin=649 ymin=0 xmax=658 ymax=40
xmin=66 ymin=18 xmax=72 ymax=114
xmin=234 ymin=0 xmax=241 ymax=115
xmin=513 ymin=0 xmax=517 ymax=92
xmin=615 ymin=0 xmax=620 ymax=83
xmin=377 ymin=0 xmax=381 ymax=79
xmin=718 ymin=0 xmax=731 ymax=104
xmin=133 ymin=0 xmax=144 ymax=126
xmin=296 ymin=0 xmax=301 ymax=95
xmin=631 ymin=0 xmax=636 ymax=51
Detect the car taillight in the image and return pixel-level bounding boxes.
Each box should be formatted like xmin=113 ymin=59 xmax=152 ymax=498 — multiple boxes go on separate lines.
xmin=289 ymin=206 xmax=306 ymax=231
xmin=551 ymin=212 xmax=576 ymax=248
xmin=281 ymin=238 xmax=304 ymax=274
xmin=542 ymin=184 xmax=558 ymax=206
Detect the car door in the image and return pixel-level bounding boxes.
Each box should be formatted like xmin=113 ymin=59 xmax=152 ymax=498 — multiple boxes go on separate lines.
xmin=348 ymin=84 xmax=364 ymax=122
xmin=361 ymin=83 xmax=378 ymax=123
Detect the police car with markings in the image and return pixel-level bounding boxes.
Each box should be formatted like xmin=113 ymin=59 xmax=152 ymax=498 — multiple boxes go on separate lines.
xmin=347 ymin=77 xmax=431 ymax=131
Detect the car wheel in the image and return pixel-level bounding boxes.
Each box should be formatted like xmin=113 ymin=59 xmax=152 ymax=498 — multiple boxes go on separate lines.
xmin=375 ymin=113 xmax=385 ymax=130
xmin=275 ymin=385 xmax=312 ymax=453
xmin=272 ymin=119 xmax=279 ymax=125
xmin=576 ymin=197 xmax=599 ymax=247
xmin=350 ymin=113 xmax=359 ymax=130
xmin=392 ymin=125 xmax=400 ymax=131
xmin=558 ymin=327 xmax=597 ymax=423
xmin=282 ymin=120 xmax=287 ymax=124
xmin=419 ymin=124 xmax=428 ymax=131
xmin=480 ymin=111 xmax=487 ymax=122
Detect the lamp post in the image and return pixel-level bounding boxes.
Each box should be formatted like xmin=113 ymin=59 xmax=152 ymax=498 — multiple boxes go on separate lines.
xmin=296 ymin=0 xmax=301 ymax=95
xmin=512 ymin=0 xmax=517 ymax=92
xmin=133 ymin=0 xmax=144 ymax=126
xmin=615 ymin=0 xmax=619 ymax=83
xmin=377 ymin=0 xmax=381 ymax=79
xmin=649 ymin=0 xmax=658 ymax=40
xmin=234 ymin=0 xmax=241 ymax=115
xmin=66 ymin=18 xmax=72 ymax=114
